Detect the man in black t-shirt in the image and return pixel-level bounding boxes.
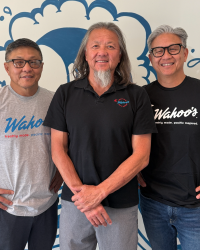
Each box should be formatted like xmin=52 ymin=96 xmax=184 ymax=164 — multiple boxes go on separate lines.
xmin=138 ymin=25 xmax=200 ymax=250
xmin=44 ymin=22 xmax=156 ymax=250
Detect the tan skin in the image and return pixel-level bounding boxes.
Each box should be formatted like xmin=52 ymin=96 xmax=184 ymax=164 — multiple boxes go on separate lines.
xmin=85 ymin=28 xmax=121 ymax=96
xmin=138 ymin=33 xmax=200 ymax=199
xmin=72 ymin=134 xmax=151 ymax=212
xmin=1 ymin=46 xmax=63 ymax=211
xmin=4 ymin=47 xmax=44 ymax=96
xmin=0 ymin=189 xmax=14 ymax=210
xmin=51 ymin=129 xmax=112 ymax=227
xmin=51 ymin=28 xmax=152 ymax=227
xmin=148 ymin=33 xmax=188 ymax=88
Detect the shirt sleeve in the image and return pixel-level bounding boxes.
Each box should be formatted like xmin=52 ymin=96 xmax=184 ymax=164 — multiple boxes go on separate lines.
xmin=132 ymin=87 xmax=157 ymax=135
xmin=43 ymin=85 xmax=68 ymax=132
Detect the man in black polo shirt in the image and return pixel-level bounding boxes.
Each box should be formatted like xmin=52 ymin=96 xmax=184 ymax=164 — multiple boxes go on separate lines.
xmin=138 ymin=25 xmax=200 ymax=250
xmin=44 ymin=22 xmax=156 ymax=250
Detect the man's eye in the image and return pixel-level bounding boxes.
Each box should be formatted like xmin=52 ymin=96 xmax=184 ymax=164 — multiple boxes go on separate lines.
xmin=169 ymin=48 xmax=178 ymax=52
xmin=15 ymin=60 xmax=24 ymax=65
xmin=107 ymin=45 xmax=114 ymax=49
xmin=155 ymin=49 xmax=163 ymax=54
xmin=30 ymin=61 xmax=37 ymax=65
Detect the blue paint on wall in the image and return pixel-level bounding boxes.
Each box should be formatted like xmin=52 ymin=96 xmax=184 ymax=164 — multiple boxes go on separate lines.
xmin=187 ymin=58 xmax=200 ymax=68
xmin=0 ymin=0 xmax=155 ymax=86
xmin=0 ymin=80 xmax=6 ymax=87
xmin=37 ymin=28 xmax=87 ymax=82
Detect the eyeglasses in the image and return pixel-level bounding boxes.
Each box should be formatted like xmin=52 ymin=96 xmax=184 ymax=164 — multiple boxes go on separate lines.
xmin=150 ymin=44 xmax=185 ymax=58
xmin=6 ymin=59 xmax=42 ymax=69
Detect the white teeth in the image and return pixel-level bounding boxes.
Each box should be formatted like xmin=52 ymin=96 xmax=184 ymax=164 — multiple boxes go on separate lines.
xmin=162 ymin=63 xmax=173 ymax=66
xmin=97 ymin=60 xmax=107 ymax=62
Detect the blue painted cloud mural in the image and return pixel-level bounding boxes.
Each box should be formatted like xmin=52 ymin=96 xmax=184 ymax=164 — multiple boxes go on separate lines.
xmin=0 ymin=0 xmax=157 ymax=89
xmin=1 ymin=0 xmax=198 ymax=249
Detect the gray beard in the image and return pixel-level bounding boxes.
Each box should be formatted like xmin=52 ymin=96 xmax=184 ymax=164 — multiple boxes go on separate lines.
xmin=94 ymin=70 xmax=112 ymax=88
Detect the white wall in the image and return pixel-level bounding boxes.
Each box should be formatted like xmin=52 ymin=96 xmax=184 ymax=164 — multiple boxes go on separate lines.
xmin=0 ymin=1 xmax=199 ymax=249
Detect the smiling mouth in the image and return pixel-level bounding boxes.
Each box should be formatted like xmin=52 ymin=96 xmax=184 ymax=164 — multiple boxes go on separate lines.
xmin=96 ymin=60 xmax=108 ymax=63
xmin=21 ymin=75 xmax=33 ymax=78
xmin=161 ymin=63 xmax=174 ymax=66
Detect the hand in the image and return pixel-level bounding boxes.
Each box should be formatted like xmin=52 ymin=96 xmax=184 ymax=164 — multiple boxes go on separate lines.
xmin=71 ymin=185 xmax=104 ymax=212
xmin=0 ymin=188 xmax=14 ymax=210
xmin=84 ymin=204 xmax=112 ymax=228
xmin=137 ymin=172 xmax=146 ymax=188
xmin=50 ymin=169 xmax=63 ymax=193
xmin=195 ymin=186 xmax=200 ymax=199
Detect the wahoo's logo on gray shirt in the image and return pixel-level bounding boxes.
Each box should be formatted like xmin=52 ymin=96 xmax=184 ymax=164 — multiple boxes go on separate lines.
xmin=5 ymin=116 xmax=44 ymax=133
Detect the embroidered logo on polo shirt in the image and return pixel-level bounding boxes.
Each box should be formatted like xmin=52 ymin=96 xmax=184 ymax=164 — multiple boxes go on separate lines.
xmin=114 ymin=98 xmax=129 ymax=107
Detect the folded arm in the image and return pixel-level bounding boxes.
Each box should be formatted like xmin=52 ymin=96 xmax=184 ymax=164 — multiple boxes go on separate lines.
xmin=51 ymin=128 xmax=82 ymax=190
xmin=51 ymin=128 xmax=112 ymax=226
xmin=72 ymin=134 xmax=151 ymax=212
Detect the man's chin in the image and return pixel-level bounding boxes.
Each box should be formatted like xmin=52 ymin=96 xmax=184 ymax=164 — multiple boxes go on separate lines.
xmin=94 ymin=69 xmax=112 ymax=88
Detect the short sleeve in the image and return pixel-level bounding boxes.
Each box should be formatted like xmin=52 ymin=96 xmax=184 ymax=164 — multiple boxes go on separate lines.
xmin=132 ymin=87 xmax=157 ymax=135
xmin=43 ymin=85 xmax=68 ymax=132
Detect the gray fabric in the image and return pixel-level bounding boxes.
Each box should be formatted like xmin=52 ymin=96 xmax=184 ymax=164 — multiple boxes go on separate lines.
xmin=60 ymin=200 xmax=138 ymax=250
xmin=0 ymin=85 xmax=57 ymax=216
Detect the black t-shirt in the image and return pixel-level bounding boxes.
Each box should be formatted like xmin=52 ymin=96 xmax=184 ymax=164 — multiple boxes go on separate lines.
xmin=44 ymin=77 xmax=157 ymax=208
xmin=141 ymin=76 xmax=200 ymax=208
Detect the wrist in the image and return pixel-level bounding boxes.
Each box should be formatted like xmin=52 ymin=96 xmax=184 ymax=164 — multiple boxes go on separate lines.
xmin=97 ymin=183 xmax=109 ymax=200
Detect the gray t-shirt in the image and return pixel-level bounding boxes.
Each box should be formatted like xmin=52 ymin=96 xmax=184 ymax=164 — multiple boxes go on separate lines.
xmin=0 ymin=85 xmax=57 ymax=216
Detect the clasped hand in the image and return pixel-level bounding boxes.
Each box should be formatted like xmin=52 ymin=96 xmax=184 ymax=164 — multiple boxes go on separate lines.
xmin=71 ymin=185 xmax=104 ymax=212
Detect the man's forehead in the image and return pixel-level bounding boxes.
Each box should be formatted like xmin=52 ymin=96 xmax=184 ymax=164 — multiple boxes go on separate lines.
xmin=87 ymin=28 xmax=119 ymax=43
xmin=90 ymin=40 xmax=117 ymax=44
xmin=151 ymin=33 xmax=182 ymax=47
xmin=8 ymin=46 xmax=41 ymax=58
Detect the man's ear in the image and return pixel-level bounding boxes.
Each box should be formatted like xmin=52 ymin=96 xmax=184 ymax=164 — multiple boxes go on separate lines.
xmin=148 ymin=54 xmax=152 ymax=64
xmin=41 ymin=62 xmax=44 ymax=71
xmin=4 ymin=62 xmax=10 ymax=75
xmin=184 ymin=48 xmax=189 ymax=62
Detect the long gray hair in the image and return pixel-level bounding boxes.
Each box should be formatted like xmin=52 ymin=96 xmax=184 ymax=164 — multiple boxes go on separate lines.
xmin=147 ymin=25 xmax=188 ymax=52
xmin=72 ymin=22 xmax=132 ymax=85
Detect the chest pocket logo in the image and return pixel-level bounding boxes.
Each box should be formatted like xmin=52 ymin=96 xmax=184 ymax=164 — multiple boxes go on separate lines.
xmin=114 ymin=98 xmax=129 ymax=107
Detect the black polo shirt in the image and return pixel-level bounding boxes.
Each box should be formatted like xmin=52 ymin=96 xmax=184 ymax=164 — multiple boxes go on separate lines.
xmin=44 ymin=77 xmax=157 ymax=208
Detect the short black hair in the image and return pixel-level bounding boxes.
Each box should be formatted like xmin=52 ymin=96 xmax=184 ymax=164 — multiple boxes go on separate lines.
xmin=5 ymin=38 xmax=43 ymax=61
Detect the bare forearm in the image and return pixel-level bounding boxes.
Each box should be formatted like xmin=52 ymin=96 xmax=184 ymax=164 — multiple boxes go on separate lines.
xmin=52 ymin=150 xmax=82 ymax=193
xmin=98 ymin=151 xmax=149 ymax=199
xmin=72 ymin=151 xmax=149 ymax=212
xmin=72 ymin=134 xmax=151 ymax=212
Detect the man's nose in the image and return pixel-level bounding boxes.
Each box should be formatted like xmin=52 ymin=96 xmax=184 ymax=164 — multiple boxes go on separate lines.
xmin=22 ymin=61 xmax=32 ymax=71
xmin=162 ymin=48 xmax=172 ymax=59
xmin=97 ymin=46 xmax=108 ymax=56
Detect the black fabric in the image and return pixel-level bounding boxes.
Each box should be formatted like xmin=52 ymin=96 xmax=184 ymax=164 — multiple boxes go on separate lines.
xmin=0 ymin=198 xmax=58 ymax=250
xmin=141 ymin=76 xmax=200 ymax=208
xmin=44 ymin=78 xmax=157 ymax=208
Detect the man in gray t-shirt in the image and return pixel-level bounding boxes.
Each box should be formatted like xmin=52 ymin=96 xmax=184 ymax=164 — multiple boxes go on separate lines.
xmin=0 ymin=38 xmax=63 ymax=250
